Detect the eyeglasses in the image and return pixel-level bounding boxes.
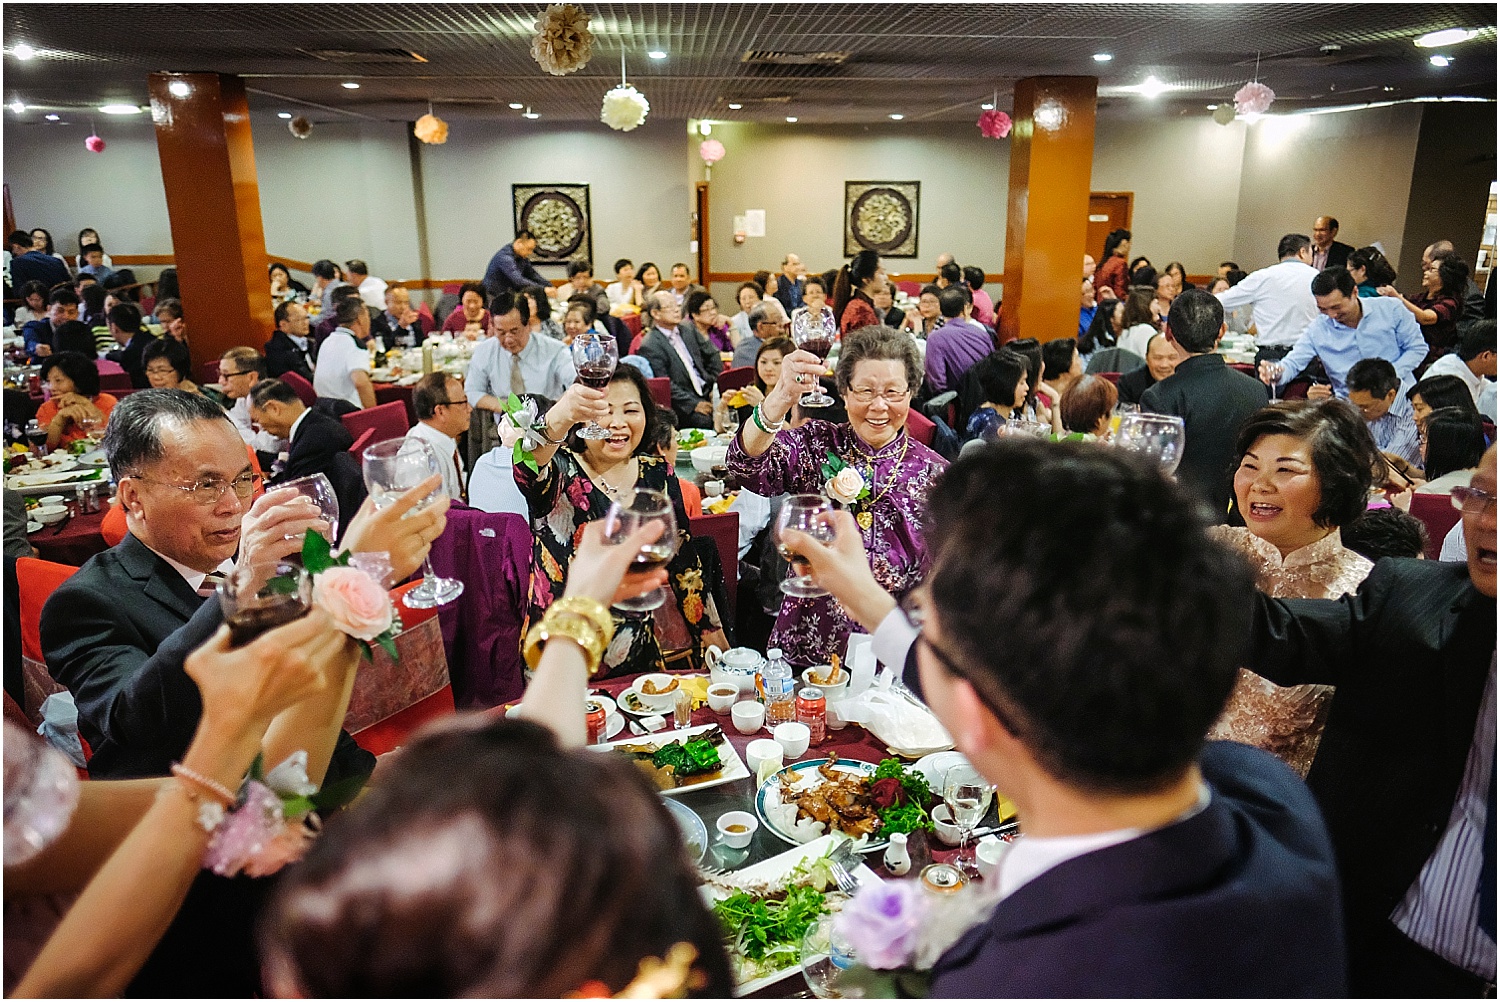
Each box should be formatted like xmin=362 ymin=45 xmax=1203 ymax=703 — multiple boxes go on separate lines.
xmin=846 ymin=387 xmax=912 ymax=405
xmin=437 ymin=398 xmax=471 ymax=408
xmin=221 ymin=368 xmax=258 ymax=379
xmin=126 ymin=471 xmax=260 ymax=505
xmin=144 ymin=365 xmax=179 ymax=376
xmin=1451 ymin=485 xmax=1497 ymax=515
xmin=899 ymin=590 xmax=1022 ymax=735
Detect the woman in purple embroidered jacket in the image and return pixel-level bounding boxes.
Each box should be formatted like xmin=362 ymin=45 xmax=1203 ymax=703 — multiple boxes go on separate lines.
xmin=728 ymin=325 xmax=946 ymax=666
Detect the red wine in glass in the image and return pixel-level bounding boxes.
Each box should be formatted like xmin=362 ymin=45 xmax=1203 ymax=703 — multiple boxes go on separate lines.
xmin=577 ymin=363 xmax=613 ymax=391
xmin=632 ymin=542 xmax=677 ymax=572
xmin=572 ymin=331 xmax=618 ymax=440
xmin=226 ymin=602 xmax=309 ymax=649
xmin=798 ymin=335 xmax=833 ymax=361
xmin=791 ymin=310 xmax=836 ymax=408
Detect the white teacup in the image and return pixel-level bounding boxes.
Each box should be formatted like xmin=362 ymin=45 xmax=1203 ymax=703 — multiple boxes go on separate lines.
xmin=773 ymin=721 xmax=811 ymax=759
xmin=704 ymin=479 xmax=725 ymax=497
xmin=826 ymin=697 xmax=849 ymax=731
xmin=730 ymin=700 xmax=766 ymax=735
xmin=931 ymin=803 xmax=965 ymax=847
xmin=706 ymin=683 xmax=739 ymax=714
xmin=745 ymin=738 xmax=784 ymax=777
xmin=976 ymin=837 xmax=1011 ymax=882
xmin=717 ymin=810 xmax=758 ymax=849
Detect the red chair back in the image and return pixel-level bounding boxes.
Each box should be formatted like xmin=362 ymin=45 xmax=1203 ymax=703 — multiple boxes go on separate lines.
xmin=1229 ymin=362 xmax=1257 ymax=377
xmin=895 ymin=280 xmax=922 ymax=297
xmin=630 ymin=331 xmax=645 ymax=355
xmin=197 ymin=360 xmax=221 ymax=386
xmin=347 ymin=427 xmax=375 ymax=455
xmin=101 ymin=501 xmax=127 ymax=547
xmin=341 ymin=401 xmax=410 ymax=446
xmin=906 ymin=409 xmax=935 ymax=447
xmin=717 ymin=366 xmax=756 ymax=394
xmin=646 ymin=377 xmax=672 ymax=409
xmin=280 ymin=370 xmax=318 ymax=407
xmin=1098 ymin=371 xmax=1122 ymax=385
xmin=621 ymin=312 xmax=643 ymax=338
xmin=1409 ymin=492 xmax=1463 ymax=560
xmin=98 ymin=371 xmax=132 ymax=393
xmin=16 ymin=557 xmax=79 ymax=665
xmin=689 ymin=511 xmax=739 ymax=618
xmin=416 ymin=301 xmax=435 ymax=331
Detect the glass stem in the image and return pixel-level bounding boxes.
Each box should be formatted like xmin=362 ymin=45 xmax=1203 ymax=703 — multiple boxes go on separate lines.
xmin=423 ymin=554 xmax=439 ymax=584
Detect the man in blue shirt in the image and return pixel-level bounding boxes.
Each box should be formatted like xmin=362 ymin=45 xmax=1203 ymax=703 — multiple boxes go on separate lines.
xmin=482 ymin=229 xmax=547 ymax=300
xmin=1346 ymin=358 xmax=1424 ymax=469
xmin=1260 ymin=267 xmax=1426 ymax=398
xmin=6 ymin=229 xmax=70 ymax=294
xmin=1078 ymin=276 xmax=1097 ymax=337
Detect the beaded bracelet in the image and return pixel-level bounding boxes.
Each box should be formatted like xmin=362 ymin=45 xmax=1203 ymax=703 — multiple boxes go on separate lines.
xmin=752 ymin=405 xmax=786 ymax=434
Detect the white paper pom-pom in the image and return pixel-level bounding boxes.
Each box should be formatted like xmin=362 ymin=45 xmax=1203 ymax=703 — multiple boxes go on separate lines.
xmin=600 ymin=83 xmax=650 ymax=132
xmin=1233 ymin=81 xmax=1275 ymax=116
xmin=288 ymin=116 xmax=313 ymax=139
xmin=414 ymin=112 xmax=448 ymax=144
xmin=531 ymin=3 xmax=593 ymax=76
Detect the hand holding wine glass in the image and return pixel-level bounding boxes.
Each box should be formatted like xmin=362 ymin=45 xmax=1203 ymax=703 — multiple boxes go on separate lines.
xmin=774 ymin=494 xmax=837 ymax=598
xmin=790 ymin=311 xmax=837 ymax=409
xmin=571 ymin=331 xmax=618 ymax=441
xmin=279 ymin=473 xmax=340 ymax=544
xmin=361 ymin=438 xmax=463 ymax=609
xmin=601 ymin=488 xmax=678 ymax=612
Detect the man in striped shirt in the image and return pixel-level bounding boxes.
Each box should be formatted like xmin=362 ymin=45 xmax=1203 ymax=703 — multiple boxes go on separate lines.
xmin=1347 ymin=357 xmax=1424 ymax=470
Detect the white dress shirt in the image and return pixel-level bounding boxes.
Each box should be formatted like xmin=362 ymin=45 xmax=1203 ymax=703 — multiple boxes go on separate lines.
xmin=405 ymin=420 xmax=464 ymax=501
xmin=466 ymin=331 xmax=577 ymax=409
xmin=1423 ymin=354 xmax=1497 ymax=421
xmin=466 ymin=445 xmax=530 ymax=517
xmin=228 ymin=394 xmax=287 ymax=455
xmin=1215 ymin=260 xmax=1320 ymax=348
xmin=147 ymin=541 xmax=234 ymax=595
xmin=312 ymin=329 xmax=371 ymax=408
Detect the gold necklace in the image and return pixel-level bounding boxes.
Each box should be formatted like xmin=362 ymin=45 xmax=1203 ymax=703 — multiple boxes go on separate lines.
xmin=846 ymin=432 xmax=909 ymax=532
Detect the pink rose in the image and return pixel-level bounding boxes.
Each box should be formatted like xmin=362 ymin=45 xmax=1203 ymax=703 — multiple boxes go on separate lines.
xmin=827 ymin=466 xmax=866 ymax=505
xmin=314 ymin=566 xmax=393 ymax=640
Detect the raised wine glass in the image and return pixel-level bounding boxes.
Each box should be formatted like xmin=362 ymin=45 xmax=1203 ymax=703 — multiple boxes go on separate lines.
xmin=943 ymin=762 xmax=993 ymax=876
xmin=1114 ymin=412 xmax=1187 ymax=476
xmin=279 ymin=472 xmax=340 ymax=545
xmin=217 ymin=560 xmax=311 ymax=649
xmin=361 ymin=438 xmax=463 ymax=609
xmin=791 ymin=309 xmax=837 ymax=409
xmin=800 ymin=912 xmax=860 ymax=999
xmin=773 ymin=494 xmax=836 ymax=598
xmin=602 ymin=487 xmax=679 ymax=612
xmin=571 ymin=331 xmax=619 ymax=441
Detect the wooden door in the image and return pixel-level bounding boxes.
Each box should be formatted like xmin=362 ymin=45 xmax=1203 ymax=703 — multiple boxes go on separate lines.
xmin=1086 ymin=192 xmax=1133 ymax=263
xmin=694 ymin=182 xmax=710 ymax=286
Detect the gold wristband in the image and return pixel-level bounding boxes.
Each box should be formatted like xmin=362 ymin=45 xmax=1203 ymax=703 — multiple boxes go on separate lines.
xmin=549 ymin=596 xmax=615 ymax=647
xmin=524 ymin=614 xmax=605 ymax=676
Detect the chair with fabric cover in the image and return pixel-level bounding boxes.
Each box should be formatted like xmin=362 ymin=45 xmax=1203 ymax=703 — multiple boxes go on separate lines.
xmin=1229 ymin=362 xmax=1257 ymax=377
xmin=1085 ymin=347 xmax=1144 ymax=375
xmin=906 ymin=409 xmax=936 ymax=447
xmin=197 ymin=360 xmax=221 ymax=386
xmin=630 ymin=331 xmax=646 ymax=355
xmin=347 ymin=427 xmax=375 ymax=456
xmin=1098 ymin=371 xmax=1122 ymax=386
xmin=621 ymin=312 xmax=643 ymax=338
xmin=717 ymin=366 xmax=756 ymax=394
xmin=416 ymin=300 xmax=435 ymax=332
xmin=1409 ymin=492 xmax=1463 ymax=560
xmin=15 ymin=556 xmax=78 ymax=721
xmin=98 ymin=371 xmax=132 ymax=393
xmin=279 ymin=370 xmax=318 ymax=407
xmin=689 ymin=511 xmax=739 ymax=619
xmin=422 ymin=506 xmax=533 ymax=709
xmin=341 ymin=401 xmax=410 ymax=446
xmin=647 ymin=377 xmax=672 ymax=410
xmin=347 ymin=579 xmax=455 ymax=756
xmin=895 ymin=280 xmax=922 ymax=297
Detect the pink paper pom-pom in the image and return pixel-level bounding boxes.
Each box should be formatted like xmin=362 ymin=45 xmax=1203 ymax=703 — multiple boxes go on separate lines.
xmin=84 ymin=134 xmax=105 ymax=153
xmin=699 ymin=138 xmax=725 ymax=166
xmin=977 ymin=109 xmax=1012 ymax=139
xmin=1233 ymin=81 xmax=1275 ymax=116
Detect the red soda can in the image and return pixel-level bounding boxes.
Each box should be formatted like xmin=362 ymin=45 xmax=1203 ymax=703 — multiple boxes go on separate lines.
xmin=585 ymin=699 xmax=608 ymax=745
xmin=796 ymin=686 xmax=827 ymax=744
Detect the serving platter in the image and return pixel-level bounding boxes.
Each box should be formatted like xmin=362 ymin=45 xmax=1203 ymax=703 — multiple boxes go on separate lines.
xmin=6 ymin=464 xmax=107 ymax=496
xmin=755 ymin=758 xmax=887 ymax=851
xmin=589 ymin=721 xmax=750 ymax=796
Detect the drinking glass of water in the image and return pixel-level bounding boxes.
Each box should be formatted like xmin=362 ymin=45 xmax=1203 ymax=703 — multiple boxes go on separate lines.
xmin=361 ymin=438 xmax=463 ymax=609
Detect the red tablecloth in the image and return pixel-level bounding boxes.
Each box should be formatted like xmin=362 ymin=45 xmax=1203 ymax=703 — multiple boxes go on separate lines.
xmin=27 ymin=508 xmax=109 ymax=566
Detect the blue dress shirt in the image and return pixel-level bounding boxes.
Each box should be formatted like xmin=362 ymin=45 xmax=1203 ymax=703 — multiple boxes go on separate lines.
xmin=1274 ymin=295 xmax=1427 ymax=396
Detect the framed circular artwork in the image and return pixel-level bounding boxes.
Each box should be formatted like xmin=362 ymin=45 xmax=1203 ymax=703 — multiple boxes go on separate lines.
xmin=512 ymin=183 xmax=593 ymax=264
xmin=845 ymin=181 xmax=920 ymax=258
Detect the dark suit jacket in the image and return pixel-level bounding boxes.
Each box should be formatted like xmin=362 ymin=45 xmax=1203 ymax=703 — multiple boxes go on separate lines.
xmin=370 ymin=310 xmax=427 ymax=350
xmin=263 ymin=330 xmax=316 ymax=381
xmin=637 ymin=326 xmax=724 ymax=425
xmin=931 ymin=741 xmax=1346 ymax=997
xmin=773 ymin=275 xmax=805 ymax=314
xmin=8 ymin=249 xmax=70 ymax=293
xmin=105 ymin=330 xmax=158 ymax=387
xmin=1321 ymin=240 xmax=1355 ymax=271
xmin=275 ymin=408 xmax=366 ymax=524
xmin=1243 ymin=558 xmax=1494 ymax=963
xmin=1115 ymin=363 xmax=1158 ymax=406
xmin=1140 ymin=353 xmax=1269 ymax=521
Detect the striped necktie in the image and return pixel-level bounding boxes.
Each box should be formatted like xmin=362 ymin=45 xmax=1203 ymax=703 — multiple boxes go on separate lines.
xmin=196 ymin=571 xmax=227 ymax=599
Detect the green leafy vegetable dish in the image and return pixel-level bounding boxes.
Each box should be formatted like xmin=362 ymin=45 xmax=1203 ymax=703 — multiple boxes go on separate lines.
xmin=869 ymin=757 xmax=936 ymax=836
xmin=678 ymin=428 xmax=707 ymax=450
xmin=710 ymin=853 xmax=842 ymax=983
xmin=650 ymin=735 xmax=722 ymax=777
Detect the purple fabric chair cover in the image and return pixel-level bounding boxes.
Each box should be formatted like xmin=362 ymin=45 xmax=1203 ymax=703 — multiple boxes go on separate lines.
xmin=424 ymin=504 xmax=533 ymax=709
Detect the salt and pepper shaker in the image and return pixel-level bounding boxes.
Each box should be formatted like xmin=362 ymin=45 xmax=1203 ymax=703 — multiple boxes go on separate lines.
xmin=883 ymin=832 xmax=912 ymax=876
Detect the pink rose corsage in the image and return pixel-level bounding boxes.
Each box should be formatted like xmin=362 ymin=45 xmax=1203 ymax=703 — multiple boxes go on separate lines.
xmin=292 ymin=530 xmax=401 ymax=661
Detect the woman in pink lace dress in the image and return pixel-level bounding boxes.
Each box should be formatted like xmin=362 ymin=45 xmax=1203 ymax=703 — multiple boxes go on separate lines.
xmin=1209 ymin=400 xmax=1384 ymax=775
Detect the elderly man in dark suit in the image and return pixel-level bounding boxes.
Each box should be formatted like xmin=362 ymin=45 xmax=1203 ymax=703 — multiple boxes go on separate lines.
xmin=1244 ymin=444 xmax=1497 ymax=996
xmin=637 ymin=290 xmax=723 ymax=428
xmin=1312 ymin=215 xmax=1355 ymax=272
xmin=263 ymin=300 xmax=317 ymax=380
xmin=780 ymin=439 xmax=1346 ymax=996
xmin=1141 ymin=289 xmax=1270 ymax=521
xmin=246 ymin=379 xmax=365 ymax=521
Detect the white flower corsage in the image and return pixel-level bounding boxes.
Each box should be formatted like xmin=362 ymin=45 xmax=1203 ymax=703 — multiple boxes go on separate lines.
xmin=498 ymin=394 xmax=551 ymax=473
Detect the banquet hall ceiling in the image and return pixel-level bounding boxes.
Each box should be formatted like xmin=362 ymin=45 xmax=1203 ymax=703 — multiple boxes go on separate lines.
xmin=3 ymin=3 xmax=1495 ymax=125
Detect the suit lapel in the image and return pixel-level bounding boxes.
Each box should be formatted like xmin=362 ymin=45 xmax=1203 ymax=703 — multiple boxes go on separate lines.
xmin=116 ymin=533 xmax=204 ymax=622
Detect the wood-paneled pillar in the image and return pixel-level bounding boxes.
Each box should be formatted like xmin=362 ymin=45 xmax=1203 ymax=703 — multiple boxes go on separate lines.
xmin=999 ymin=76 xmax=1098 ymax=344
xmin=147 ymin=73 xmax=273 ymax=368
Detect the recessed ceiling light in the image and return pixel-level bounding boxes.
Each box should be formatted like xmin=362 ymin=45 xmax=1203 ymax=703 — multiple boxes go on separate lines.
xmin=12 ymin=43 xmax=35 ymax=60
xmin=1206 ymin=104 xmax=1218 ymax=110
xmin=980 ymin=102 xmax=995 ymax=110
xmin=99 ymin=103 xmax=141 ymax=115
xmin=1383 ymin=86 xmax=1396 ymax=92
xmin=647 ymin=50 xmax=667 ymax=60
xmin=888 ymin=113 xmax=904 ymax=120
xmin=45 ymin=113 xmax=59 ymax=121
xmin=1416 ymin=27 xmax=1479 ymax=48
xmin=1137 ymin=76 xmax=1167 ymax=98
xmin=341 ymin=81 xmax=360 ymax=89
xmin=9 ymin=100 xmax=24 ymax=114
xmin=523 ymin=107 xmax=540 ymax=119
xmin=508 ymin=102 xmax=524 ymax=109
xmin=1430 ymin=54 xmax=1453 ymax=67
xmin=727 ymin=102 xmax=742 ymax=110
xmin=785 ymin=116 xmax=798 ymax=123
xmin=277 ymin=112 xmax=292 ymax=119
xmin=1093 ymin=52 xmax=1113 ymax=62
xmin=168 ymin=80 xmax=190 ymax=98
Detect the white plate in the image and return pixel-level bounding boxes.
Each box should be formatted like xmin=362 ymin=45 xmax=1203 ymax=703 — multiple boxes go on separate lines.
xmin=663 ymin=797 xmax=708 ymax=866
xmin=618 ymin=682 xmax=679 ymax=716
xmin=6 ymin=468 xmax=105 ymax=495
xmin=912 ymin=750 xmax=969 ymax=792
xmin=700 ymin=833 xmax=879 ymax=997
xmin=755 ymin=758 xmax=885 ymax=850
xmin=589 ymin=721 xmax=749 ymax=796
xmin=77 ymin=449 xmax=108 ymax=467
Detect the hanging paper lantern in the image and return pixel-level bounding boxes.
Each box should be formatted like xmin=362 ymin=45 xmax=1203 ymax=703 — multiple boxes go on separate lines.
xmin=977 ymin=109 xmax=1012 ymax=139
xmin=84 ymin=133 xmax=106 ymax=153
xmin=532 ymin=3 xmax=593 ymax=76
xmin=1212 ymin=104 xmax=1238 ymax=126
xmin=699 ymin=139 xmax=725 ymax=166
xmin=414 ymin=112 xmax=449 ymax=144
xmin=600 ymin=83 xmax=649 ymax=131
xmin=1233 ymin=81 xmax=1275 ymax=116
xmin=289 ymin=116 xmax=313 ymax=139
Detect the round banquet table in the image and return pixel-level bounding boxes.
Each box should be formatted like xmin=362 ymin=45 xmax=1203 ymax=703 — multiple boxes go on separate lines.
xmin=27 ymin=508 xmax=110 ymax=566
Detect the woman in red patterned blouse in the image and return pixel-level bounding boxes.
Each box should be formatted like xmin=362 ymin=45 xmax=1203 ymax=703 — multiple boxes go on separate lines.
xmin=833 ymin=249 xmax=885 ymax=336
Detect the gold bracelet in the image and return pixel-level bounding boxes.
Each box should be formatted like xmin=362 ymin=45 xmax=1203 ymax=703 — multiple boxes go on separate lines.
xmin=524 ymin=613 xmax=605 ymax=676
xmin=549 ymin=596 xmax=615 ymax=648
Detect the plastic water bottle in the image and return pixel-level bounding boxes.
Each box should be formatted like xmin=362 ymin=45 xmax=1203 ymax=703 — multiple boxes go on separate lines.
xmin=759 ymin=648 xmax=797 ymax=726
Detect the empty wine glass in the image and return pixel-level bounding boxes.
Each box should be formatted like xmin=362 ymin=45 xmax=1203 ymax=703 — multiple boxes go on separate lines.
xmin=791 ymin=310 xmax=836 ymax=409
xmin=800 ymin=912 xmax=860 ymax=999
xmin=279 ymin=472 xmax=340 ymax=544
xmin=774 ymin=494 xmax=836 ymax=597
xmin=943 ymin=762 xmax=993 ymax=876
xmin=602 ymin=487 xmax=679 ymax=612
xmin=362 ymin=438 xmax=464 ymax=609
xmin=571 ymin=331 xmax=619 ymax=441
xmin=1114 ymin=413 xmax=1186 ymax=475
